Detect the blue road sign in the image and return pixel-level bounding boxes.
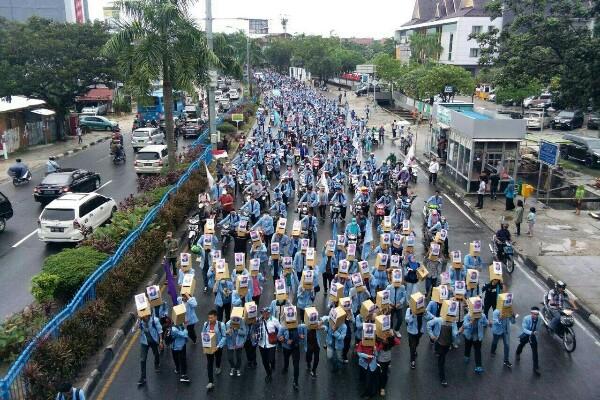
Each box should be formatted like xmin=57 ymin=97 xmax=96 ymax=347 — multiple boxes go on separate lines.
xmin=539 ymin=140 xmax=559 ymax=166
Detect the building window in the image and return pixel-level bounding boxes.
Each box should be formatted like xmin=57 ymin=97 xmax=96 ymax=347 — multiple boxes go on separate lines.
xmin=448 ymin=33 xmax=454 ymax=61
xmin=471 ymin=25 xmax=482 ymax=35
xmin=488 ymin=25 xmax=495 ymax=33
xmin=469 ymin=48 xmax=480 ymax=58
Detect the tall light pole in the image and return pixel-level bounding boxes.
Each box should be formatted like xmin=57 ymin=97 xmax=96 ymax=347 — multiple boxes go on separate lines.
xmin=205 ymin=0 xmax=217 ymax=142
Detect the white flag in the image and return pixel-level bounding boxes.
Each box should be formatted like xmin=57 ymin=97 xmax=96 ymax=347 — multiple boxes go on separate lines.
xmin=321 ymin=169 xmax=329 ymax=195
xmin=205 ymin=163 xmax=215 ymax=188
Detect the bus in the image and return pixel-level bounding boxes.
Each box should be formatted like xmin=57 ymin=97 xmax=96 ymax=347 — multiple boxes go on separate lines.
xmin=136 ymin=89 xmax=186 ymax=122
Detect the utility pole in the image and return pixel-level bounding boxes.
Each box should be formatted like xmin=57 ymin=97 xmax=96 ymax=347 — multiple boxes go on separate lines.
xmin=205 ymin=0 xmax=218 ymax=142
xmin=246 ymin=33 xmax=252 ymax=97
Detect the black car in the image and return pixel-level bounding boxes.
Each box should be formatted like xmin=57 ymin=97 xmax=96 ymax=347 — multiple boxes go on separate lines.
xmin=182 ymin=119 xmax=206 ymax=139
xmin=33 ymin=169 xmax=101 ymax=203
xmin=561 ymin=134 xmax=600 ymax=167
xmin=0 ymin=191 xmax=13 ymax=232
xmin=551 ymin=110 xmax=584 ymax=130
xmin=355 ymin=84 xmax=381 ymax=96
xmin=587 ymin=113 xmax=600 ymax=129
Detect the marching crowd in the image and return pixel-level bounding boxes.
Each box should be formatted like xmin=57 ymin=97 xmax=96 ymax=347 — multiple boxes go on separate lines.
xmin=131 ymin=71 xmax=549 ymax=398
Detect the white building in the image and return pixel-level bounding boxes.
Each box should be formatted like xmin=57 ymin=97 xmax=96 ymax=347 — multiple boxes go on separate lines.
xmin=0 ymin=0 xmax=89 ymax=23
xmin=394 ymin=0 xmax=505 ymax=73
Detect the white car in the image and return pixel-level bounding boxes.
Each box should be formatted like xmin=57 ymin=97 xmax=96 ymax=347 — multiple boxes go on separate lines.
xmin=214 ymin=90 xmax=224 ymax=102
xmin=80 ymin=103 xmax=108 ymax=115
xmin=134 ymin=145 xmax=169 ymax=174
xmin=37 ymin=193 xmax=117 ymax=243
xmin=131 ymin=127 xmax=164 ymax=151
xmin=228 ymin=89 xmax=240 ymax=100
xmin=525 ymin=110 xmax=551 ymax=129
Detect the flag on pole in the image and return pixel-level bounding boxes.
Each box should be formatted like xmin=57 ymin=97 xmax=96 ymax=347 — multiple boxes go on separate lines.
xmin=162 ymin=258 xmax=178 ymax=305
xmin=320 ymin=169 xmax=329 ymax=195
xmin=361 ymin=219 xmax=373 ymax=260
xmin=205 ymin=162 xmax=215 ymax=188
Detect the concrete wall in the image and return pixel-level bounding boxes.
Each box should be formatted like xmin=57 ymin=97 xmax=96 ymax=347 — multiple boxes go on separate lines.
xmin=0 ymin=0 xmax=68 ymax=22
xmin=446 ymin=16 xmax=503 ymax=67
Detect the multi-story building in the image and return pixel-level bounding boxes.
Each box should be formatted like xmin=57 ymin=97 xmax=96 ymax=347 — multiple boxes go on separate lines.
xmin=394 ymin=0 xmax=504 ymax=73
xmin=0 ymin=0 xmax=89 ymax=23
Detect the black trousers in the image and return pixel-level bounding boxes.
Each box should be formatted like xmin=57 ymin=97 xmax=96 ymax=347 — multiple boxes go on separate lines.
xmin=362 ymin=368 xmax=379 ymax=397
xmin=429 ymin=172 xmax=437 ymax=185
xmin=319 ymin=204 xmax=327 ymax=218
xmin=476 ymin=194 xmax=484 ymax=208
xmin=186 ymin=324 xmax=197 ymax=344
xmin=217 ymin=303 xmax=232 ymax=322
xmin=516 ymin=222 xmax=521 ymax=235
xmin=206 ymin=348 xmax=222 ymax=384
xmin=435 ymin=342 xmax=450 ymax=381
xmin=172 ymin=345 xmax=187 ymax=375
xmin=342 ymin=321 xmax=352 ymax=360
xmin=464 ymin=339 xmax=482 ymax=366
xmin=259 ymin=346 xmax=276 ymax=377
xmin=379 ymin=361 xmax=390 ymax=389
xmin=516 ymin=335 xmax=539 ymax=370
xmin=283 ymin=346 xmax=300 ymax=384
xmin=168 ymin=257 xmax=178 ymax=276
xmin=306 ymin=346 xmax=320 ymax=372
xmin=139 ymin=341 xmax=160 ymax=380
xmin=322 ymin=271 xmax=333 ymax=293
xmin=408 ymin=333 xmax=421 ymax=362
xmin=244 ymin=340 xmax=257 ymax=364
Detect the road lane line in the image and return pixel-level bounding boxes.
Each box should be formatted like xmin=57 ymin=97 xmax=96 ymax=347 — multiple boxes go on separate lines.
xmin=95 ymin=180 xmax=112 ymax=191
xmin=516 ymin=260 xmax=600 ymax=345
xmin=11 ymin=230 xmax=37 ymax=248
xmin=442 ymin=194 xmax=480 ymax=228
xmin=95 ymin=330 xmax=139 ymax=400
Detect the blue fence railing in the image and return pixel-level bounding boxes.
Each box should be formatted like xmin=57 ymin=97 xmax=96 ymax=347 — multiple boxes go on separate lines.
xmin=0 ymin=98 xmax=252 ymax=399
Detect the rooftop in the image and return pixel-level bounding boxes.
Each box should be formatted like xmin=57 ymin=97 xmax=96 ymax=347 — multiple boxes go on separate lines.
xmin=402 ymin=0 xmax=492 ymax=27
xmin=0 ymin=96 xmax=45 ymax=113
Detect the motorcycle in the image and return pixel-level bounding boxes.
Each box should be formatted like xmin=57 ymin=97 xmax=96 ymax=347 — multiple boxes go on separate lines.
xmin=374 ymin=203 xmax=386 ymax=227
xmin=541 ymin=292 xmax=577 ymax=352
xmin=9 ymin=170 xmax=32 ymax=186
xmin=330 ymin=202 xmax=342 ymax=225
xmin=297 ymin=201 xmax=309 ymax=218
xmin=265 ymin=159 xmax=273 ymax=180
xmin=489 ymin=235 xmax=515 ymax=274
xmin=112 ymin=152 xmax=126 ymax=165
xmin=422 ymin=202 xmax=440 ymax=224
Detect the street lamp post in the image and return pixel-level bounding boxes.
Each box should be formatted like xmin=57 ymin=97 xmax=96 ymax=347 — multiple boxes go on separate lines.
xmin=205 ymin=0 xmax=217 ymax=142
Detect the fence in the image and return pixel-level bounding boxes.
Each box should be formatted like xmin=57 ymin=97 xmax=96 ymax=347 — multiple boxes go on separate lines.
xmin=0 ymin=98 xmax=251 ymax=399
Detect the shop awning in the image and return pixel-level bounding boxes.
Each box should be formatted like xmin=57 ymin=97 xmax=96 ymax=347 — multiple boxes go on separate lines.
xmin=30 ymin=108 xmax=56 ymax=116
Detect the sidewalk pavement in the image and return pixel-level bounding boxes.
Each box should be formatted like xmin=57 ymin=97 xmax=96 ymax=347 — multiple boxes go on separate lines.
xmin=0 ymin=113 xmax=135 ymax=184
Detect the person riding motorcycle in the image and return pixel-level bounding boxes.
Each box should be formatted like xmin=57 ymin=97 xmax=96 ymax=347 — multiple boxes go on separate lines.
xmin=345 ymin=217 xmax=360 ymax=238
xmin=245 ymin=179 xmax=264 ymax=199
xmin=46 ymin=156 xmax=60 ymax=174
xmin=426 ymin=190 xmax=443 ymax=211
xmin=330 ymin=186 xmax=348 ymax=219
xmin=428 ymin=215 xmax=448 ymax=235
xmin=298 ymin=185 xmax=319 ymax=215
xmin=426 ymin=209 xmax=440 ymax=229
xmin=495 ymin=222 xmax=511 ymax=261
xmin=8 ymin=158 xmax=29 ymax=179
xmin=375 ymin=190 xmax=393 ymax=214
xmin=354 ymin=186 xmax=370 ymax=216
xmin=547 ymin=281 xmax=578 ymax=333
xmin=269 ymin=198 xmax=287 ymax=219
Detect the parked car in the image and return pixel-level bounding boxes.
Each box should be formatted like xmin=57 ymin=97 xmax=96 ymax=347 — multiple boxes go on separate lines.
xmin=355 ymin=84 xmax=381 ymax=96
xmin=79 ymin=115 xmax=118 ymax=132
xmin=80 ymin=103 xmax=108 ymax=116
xmin=523 ymin=96 xmax=536 ymax=108
xmin=551 ymin=110 xmax=584 ymax=130
xmin=561 ymin=134 xmax=600 ymax=167
xmin=37 ymin=193 xmax=116 ymax=243
xmin=182 ymin=119 xmax=205 ymax=139
xmin=219 ymin=99 xmax=231 ymax=112
xmin=587 ymin=113 xmax=600 ymax=129
xmin=134 ymin=145 xmax=169 ymax=174
xmin=214 ymin=90 xmax=224 ymax=102
xmin=524 ymin=109 xmax=551 ymax=130
xmin=0 ymin=191 xmax=13 ymax=233
xmin=528 ymin=93 xmax=553 ymax=109
xmin=33 ymin=169 xmax=101 ymax=204
xmin=131 ymin=127 xmax=164 ymax=151
xmin=228 ymin=88 xmax=240 ymax=100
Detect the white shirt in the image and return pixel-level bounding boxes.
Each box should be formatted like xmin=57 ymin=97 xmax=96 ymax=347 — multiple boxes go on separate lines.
xmin=478 ymin=181 xmax=486 ymax=194
xmin=258 ymin=317 xmax=281 ymax=348
xmin=428 ymin=161 xmax=439 ymax=174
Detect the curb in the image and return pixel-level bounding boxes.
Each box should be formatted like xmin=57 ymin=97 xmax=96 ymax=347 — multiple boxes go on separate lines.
xmin=411 ymin=153 xmax=600 ymax=336
xmin=54 ymin=136 xmax=111 ymax=160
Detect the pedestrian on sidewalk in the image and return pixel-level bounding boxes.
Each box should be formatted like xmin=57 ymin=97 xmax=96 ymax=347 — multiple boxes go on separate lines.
xmin=392 ymin=120 xmax=397 ymax=139
xmin=504 ymin=178 xmax=515 ymax=210
xmin=76 ymin=125 xmax=82 ymax=144
xmin=514 ymin=200 xmax=524 ymax=236
xmin=476 ymin=176 xmax=486 ymax=209
xmin=428 ymin=157 xmax=439 ymax=185
xmin=137 ymin=314 xmax=163 ymax=387
xmin=516 ymin=306 xmax=541 ymax=375
xmin=526 ymin=207 xmax=536 ymax=237
xmin=0 ymin=133 xmax=7 ymax=160
xmin=489 ymin=172 xmax=500 ymax=200
xmin=575 ymin=184 xmax=585 ymax=215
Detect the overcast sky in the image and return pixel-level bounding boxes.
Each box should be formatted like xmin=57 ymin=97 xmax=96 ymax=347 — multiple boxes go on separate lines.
xmin=89 ymin=0 xmax=414 ymax=38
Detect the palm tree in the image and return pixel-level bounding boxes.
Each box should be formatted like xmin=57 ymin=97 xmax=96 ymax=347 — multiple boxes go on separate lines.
xmin=409 ymin=33 xmax=443 ymax=65
xmin=104 ymin=0 xmax=218 ymax=171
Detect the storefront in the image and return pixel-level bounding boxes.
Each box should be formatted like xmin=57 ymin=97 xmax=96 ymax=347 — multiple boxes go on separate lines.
xmin=428 ymin=103 xmax=525 ymax=193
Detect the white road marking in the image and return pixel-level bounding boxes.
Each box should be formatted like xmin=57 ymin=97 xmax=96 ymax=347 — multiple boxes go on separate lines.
xmin=95 ymin=180 xmax=112 ymax=191
xmin=442 ymin=194 xmax=480 ymax=228
xmin=11 ymin=230 xmax=37 ymax=248
xmin=515 ymin=260 xmax=600 ymax=345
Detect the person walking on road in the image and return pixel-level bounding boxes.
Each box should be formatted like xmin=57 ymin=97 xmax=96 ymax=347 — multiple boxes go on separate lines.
xmin=476 ymin=176 xmax=486 ymax=209
xmin=491 ymin=308 xmax=516 ymax=368
xmin=257 ymin=307 xmax=281 ymax=383
xmin=428 ymin=157 xmax=439 ymax=185
xmin=427 ymin=316 xmax=458 ymax=387
xmin=163 ymin=232 xmax=179 ymax=276
xmin=55 ymin=382 xmax=85 ymax=400
xmin=575 ymin=184 xmax=585 ymax=215
xmin=137 ymin=314 xmax=163 ymax=387
xmin=279 ymin=323 xmax=305 ymax=391
xmin=76 ymin=125 xmax=82 ymax=144
xmin=514 ymin=200 xmax=524 ymax=236
xmin=461 ymin=312 xmax=488 ymax=374
xmin=170 ymin=322 xmax=190 ymax=382
xmin=202 ymin=310 xmax=227 ymax=391
xmin=516 ymin=306 xmax=541 ymax=375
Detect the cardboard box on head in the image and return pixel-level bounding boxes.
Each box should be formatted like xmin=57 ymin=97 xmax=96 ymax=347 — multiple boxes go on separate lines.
xmin=337 ymin=234 xmax=346 ymax=250
xmin=270 ymin=242 xmax=280 ymax=259
xmin=375 ymin=314 xmax=392 ymax=339
xmin=338 ymin=259 xmax=350 ymax=278
xmin=454 ymin=280 xmax=467 ymax=300
xmin=237 ymin=220 xmax=248 ymax=237
xmin=135 ymin=293 xmax=151 ymax=318
xmin=380 ymin=233 xmax=391 ymax=250
xmin=250 ymin=230 xmax=261 ymax=244
xmin=383 ymin=216 xmax=392 ymax=232
xmin=376 ymin=289 xmax=391 ymax=309
xmin=497 ymin=293 xmax=514 ymax=318
xmin=300 ymin=238 xmax=310 ymax=253
xmin=146 ymin=285 xmax=161 ymax=307
xmin=439 ymin=271 xmax=450 ymax=286
xmin=402 ymin=219 xmax=411 ymax=235
xmin=489 ymin=261 xmax=503 ymax=282
xmin=180 ymin=252 xmax=192 ymax=270
xmin=306 ymin=247 xmax=316 ymax=267
xmin=275 ymin=278 xmax=287 ymax=301
xmin=391 ymin=268 xmax=403 ymax=287
xmin=467 ymin=269 xmax=479 ymax=289
xmin=202 ymin=331 xmax=217 ymax=354
xmin=376 ymin=253 xmax=389 ymax=270
xmin=358 ymin=261 xmax=370 ymax=279
xmin=451 ymin=250 xmax=462 ymax=268
xmin=432 ymin=285 xmax=450 ymax=303
xmin=180 ymin=273 xmax=196 ymax=296
xmin=351 ymin=273 xmax=365 ymax=292
xmin=360 ymin=299 xmax=377 ymax=320
xmin=392 ymin=233 xmax=403 ymax=249
xmin=469 ymin=240 xmax=481 ymax=257
xmin=304 ymin=307 xmax=320 ymax=329
xmin=390 ymin=254 xmax=401 ymax=269
xmin=205 ymin=218 xmax=215 ymax=234
xmin=172 ymin=303 xmax=186 ymax=325
xmin=362 ymin=322 xmax=376 ymax=347
xmin=439 ymin=229 xmax=448 ymax=242
xmin=234 ymin=253 xmax=245 ymax=269
xmin=292 ymin=220 xmax=302 ymax=237
xmin=329 ymin=306 xmax=346 ymax=330
xmin=284 ymin=305 xmax=298 ymax=328
xmin=282 ymin=256 xmax=293 ymax=275
xmin=230 ymin=306 xmax=244 ymax=329
xmin=428 ymin=242 xmax=441 ymax=261
xmin=244 ymin=301 xmax=258 ymax=324
xmin=328 ymin=282 xmax=344 ymax=303
xmin=203 ymin=234 xmax=214 ymax=250
xmin=326 ymin=240 xmax=336 ymax=256
xmin=249 ymin=258 xmax=260 ymax=276
xmin=276 ymin=218 xmax=287 ymax=235
xmin=347 ymin=242 xmax=357 ymax=261
xmin=236 ymin=275 xmax=249 ymax=297
xmin=302 ymin=269 xmax=315 ymax=290
xmin=409 ymin=292 xmax=426 ymax=315
xmin=211 ymin=250 xmax=221 ymax=268
xmin=441 ymin=299 xmax=459 ymax=322
xmin=215 ymin=259 xmax=230 ymax=281
xmin=340 ymin=297 xmax=352 ymax=315
xmin=417 ymin=264 xmax=429 ymax=281
xmin=404 ymin=235 xmax=416 ymax=252
xmin=468 ymin=296 xmax=483 ymax=318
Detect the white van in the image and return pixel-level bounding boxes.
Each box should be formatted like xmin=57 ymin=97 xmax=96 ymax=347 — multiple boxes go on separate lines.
xmin=134 ymin=145 xmax=168 ymax=174
xmin=214 ymin=90 xmax=224 ymax=102
xmin=131 ymin=127 xmax=164 ymax=151
xmin=37 ymin=193 xmax=116 ymax=243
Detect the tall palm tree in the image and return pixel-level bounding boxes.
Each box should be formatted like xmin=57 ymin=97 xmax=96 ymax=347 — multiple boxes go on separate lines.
xmin=104 ymin=0 xmax=218 ymax=171
xmin=409 ymin=33 xmax=443 ymax=65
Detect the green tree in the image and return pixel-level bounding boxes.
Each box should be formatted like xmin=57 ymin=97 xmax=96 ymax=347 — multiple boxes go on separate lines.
xmin=372 ymin=53 xmax=403 ymax=85
xmin=263 ymin=38 xmax=294 ymax=73
xmin=104 ymin=0 xmax=217 ymax=171
xmin=0 ymin=18 xmax=116 ymax=138
xmin=409 ymin=33 xmax=442 ymax=64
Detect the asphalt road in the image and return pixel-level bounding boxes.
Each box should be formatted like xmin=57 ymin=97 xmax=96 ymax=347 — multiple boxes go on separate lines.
xmin=95 ymin=135 xmax=600 ymax=400
xmin=0 ymin=131 xmax=195 ymax=321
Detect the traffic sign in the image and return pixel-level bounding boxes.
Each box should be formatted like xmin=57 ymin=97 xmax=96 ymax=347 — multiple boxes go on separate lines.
xmin=231 ymin=114 xmax=244 ymax=122
xmin=539 ymin=140 xmax=559 ymax=167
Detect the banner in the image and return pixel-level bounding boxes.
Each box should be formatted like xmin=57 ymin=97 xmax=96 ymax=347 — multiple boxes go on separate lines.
xmin=249 ymin=19 xmax=268 ymax=34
